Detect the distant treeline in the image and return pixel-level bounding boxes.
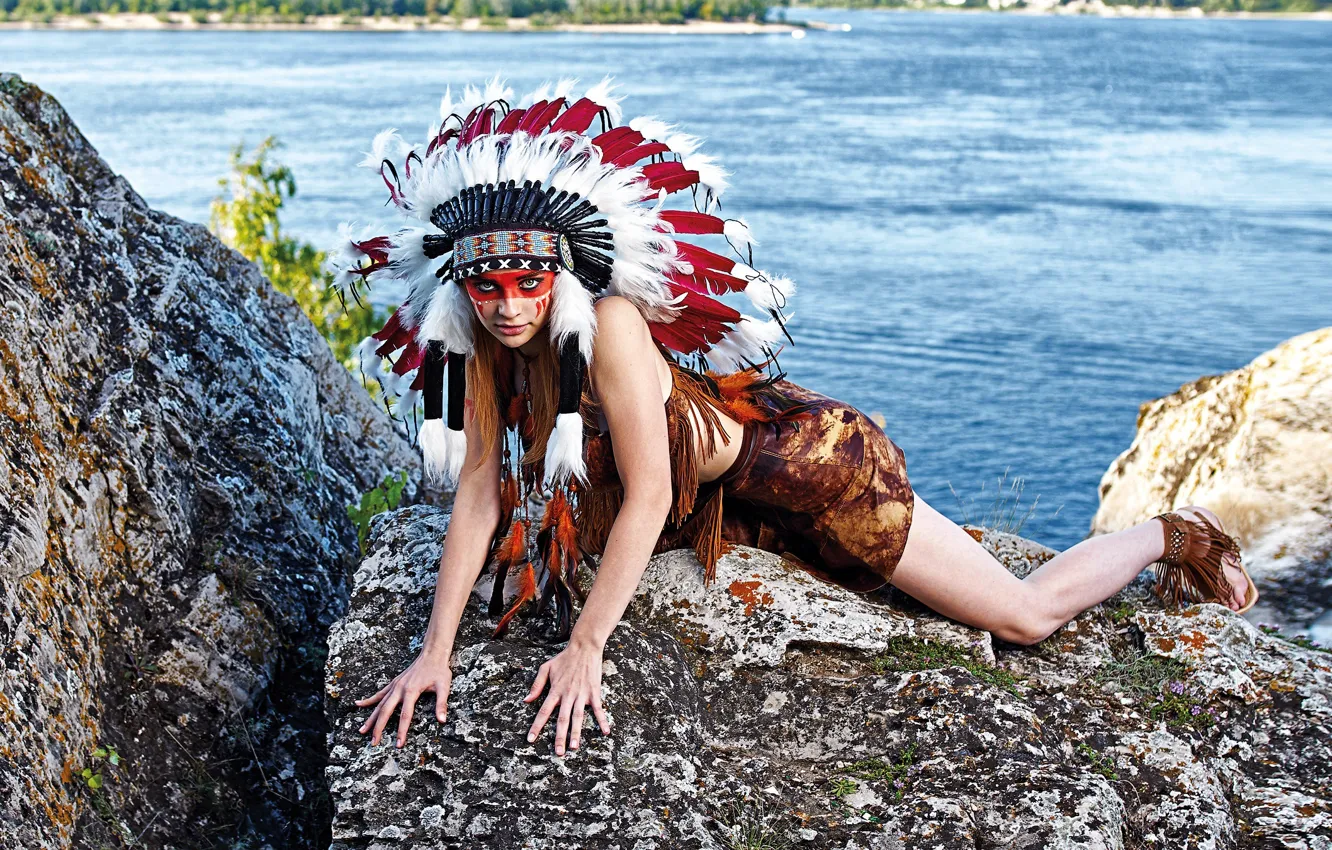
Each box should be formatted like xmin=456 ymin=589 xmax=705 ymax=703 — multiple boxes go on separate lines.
xmin=0 ymin=0 xmax=769 ymax=22
xmin=769 ymin=0 xmax=1326 ymax=9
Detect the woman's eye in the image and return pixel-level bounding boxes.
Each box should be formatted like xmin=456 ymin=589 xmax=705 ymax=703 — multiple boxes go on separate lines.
xmin=520 ymin=279 xmax=540 ymax=290
xmin=474 ymin=280 xmax=495 ymax=291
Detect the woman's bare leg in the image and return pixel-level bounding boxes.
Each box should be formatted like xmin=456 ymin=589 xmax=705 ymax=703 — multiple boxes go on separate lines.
xmin=889 ymin=491 xmax=1248 ymax=645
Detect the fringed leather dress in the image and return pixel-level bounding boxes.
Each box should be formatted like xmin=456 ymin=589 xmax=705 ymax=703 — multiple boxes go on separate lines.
xmin=574 ymin=359 xmax=916 ymax=594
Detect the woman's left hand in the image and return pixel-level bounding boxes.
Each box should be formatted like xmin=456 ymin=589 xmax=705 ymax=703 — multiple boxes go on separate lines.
xmin=523 ymin=636 xmax=612 ymax=755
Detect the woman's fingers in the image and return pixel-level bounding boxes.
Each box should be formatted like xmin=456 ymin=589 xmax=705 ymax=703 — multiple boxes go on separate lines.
xmin=555 ymin=696 xmax=573 ymax=756
xmin=569 ymin=699 xmax=586 ymax=750
xmin=528 ymin=691 xmax=559 ymax=743
xmin=524 ymin=662 xmax=550 ymax=703
xmin=370 ymin=686 xmax=404 ymax=746
xmin=435 ymin=679 xmax=450 ymax=722
xmin=355 ymin=682 xmax=391 ymax=707
xmin=590 ymin=689 xmax=611 ymax=736
xmin=396 ymin=685 xmax=420 ymax=748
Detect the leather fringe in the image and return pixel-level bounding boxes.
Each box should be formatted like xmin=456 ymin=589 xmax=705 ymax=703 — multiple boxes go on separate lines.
xmin=687 ymin=482 xmax=730 ymax=586
xmin=1151 ymin=511 xmax=1239 ymax=608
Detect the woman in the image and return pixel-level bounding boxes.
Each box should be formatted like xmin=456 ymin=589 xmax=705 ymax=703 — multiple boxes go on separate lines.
xmin=331 ymin=77 xmax=1257 ymax=759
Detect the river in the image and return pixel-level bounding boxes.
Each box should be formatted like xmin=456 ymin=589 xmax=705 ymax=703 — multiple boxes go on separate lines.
xmin=4 ymin=9 xmax=1330 ymax=549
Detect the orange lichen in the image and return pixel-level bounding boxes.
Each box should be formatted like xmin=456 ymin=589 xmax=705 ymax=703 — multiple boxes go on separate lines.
xmin=727 ymin=579 xmax=773 ymax=617
xmin=1156 ymin=638 xmax=1177 ymax=653
xmin=1179 ymin=631 xmax=1210 ymax=651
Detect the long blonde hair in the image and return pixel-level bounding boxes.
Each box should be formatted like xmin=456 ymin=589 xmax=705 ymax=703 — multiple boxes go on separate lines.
xmin=463 ymin=314 xmax=565 ymax=478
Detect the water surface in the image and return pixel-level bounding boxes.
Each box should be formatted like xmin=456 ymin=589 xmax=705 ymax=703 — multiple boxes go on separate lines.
xmin=5 ymin=12 xmax=1330 ymax=549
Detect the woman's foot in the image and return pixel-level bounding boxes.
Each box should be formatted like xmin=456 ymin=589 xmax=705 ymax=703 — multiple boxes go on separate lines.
xmin=1173 ymin=505 xmax=1254 ymax=612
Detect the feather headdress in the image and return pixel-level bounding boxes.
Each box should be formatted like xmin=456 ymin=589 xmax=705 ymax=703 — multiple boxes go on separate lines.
xmin=328 ymin=75 xmax=797 ymax=639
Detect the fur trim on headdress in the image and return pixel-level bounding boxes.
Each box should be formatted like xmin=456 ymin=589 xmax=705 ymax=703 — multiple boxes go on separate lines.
xmin=549 ymin=269 xmax=598 ymax=366
xmin=543 ymin=411 xmax=588 ymax=489
xmin=420 ymin=417 xmax=466 ymax=486
xmin=421 ymin=281 xmax=475 ymax=356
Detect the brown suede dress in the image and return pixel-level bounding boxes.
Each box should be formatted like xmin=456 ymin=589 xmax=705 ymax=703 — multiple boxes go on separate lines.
xmin=574 ymin=360 xmax=915 ymax=594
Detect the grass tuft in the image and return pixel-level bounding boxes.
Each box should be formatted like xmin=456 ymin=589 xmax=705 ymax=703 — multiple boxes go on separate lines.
xmin=870 ymin=636 xmax=1023 ymax=697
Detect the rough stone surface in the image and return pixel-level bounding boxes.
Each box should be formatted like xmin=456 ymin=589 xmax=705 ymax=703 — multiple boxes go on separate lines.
xmin=326 ymin=507 xmax=1332 ymax=850
xmin=0 ymin=73 xmax=419 ymax=849
xmin=1092 ymin=327 xmax=1332 ymax=636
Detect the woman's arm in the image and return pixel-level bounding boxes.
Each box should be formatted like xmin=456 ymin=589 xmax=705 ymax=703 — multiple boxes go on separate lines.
xmin=523 ymin=296 xmax=674 ymax=755
xmin=357 ymin=387 xmax=502 ymax=748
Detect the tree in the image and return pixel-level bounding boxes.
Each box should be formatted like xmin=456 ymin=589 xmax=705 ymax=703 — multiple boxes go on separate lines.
xmin=209 ymin=136 xmax=389 ymax=374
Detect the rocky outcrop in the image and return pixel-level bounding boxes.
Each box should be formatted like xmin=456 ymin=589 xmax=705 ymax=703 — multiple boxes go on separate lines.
xmin=1092 ymin=327 xmax=1332 ymax=635
xmin=326 ymin=508 xmax=1332 ymax=849
xmin=0 ymin=73 xmax=420 ymax=848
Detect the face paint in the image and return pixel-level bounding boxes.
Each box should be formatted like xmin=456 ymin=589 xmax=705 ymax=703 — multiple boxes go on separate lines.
xmin=464 ymin=270 xmax=555 ymax=308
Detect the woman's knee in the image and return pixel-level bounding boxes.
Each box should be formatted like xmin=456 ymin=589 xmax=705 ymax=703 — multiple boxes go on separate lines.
xmin=992 ymin=607 xmax=1061 ymax=646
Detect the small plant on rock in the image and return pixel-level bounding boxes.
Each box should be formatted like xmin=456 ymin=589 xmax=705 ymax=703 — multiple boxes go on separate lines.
xmin=714 ymin=793 xmax=794 ymax=850
xmin=871 ymin=636 xmax=1023 ymax=697
xmin=347 ymin=470 xmax=409 ymax=554
xmin=1076 ymin=741 xmax=1119 ymax=780
xmin=836 ymin=742 xmax=920 ymax=800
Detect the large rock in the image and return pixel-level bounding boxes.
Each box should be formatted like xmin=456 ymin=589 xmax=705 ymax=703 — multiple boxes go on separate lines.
xmin=325 ymin=509 xmax=1332 ymax=849
xmin=0 ymin=73 xmax=420 ymax=849
xmin=1092 ymin=328 xmax=1332 ymax=634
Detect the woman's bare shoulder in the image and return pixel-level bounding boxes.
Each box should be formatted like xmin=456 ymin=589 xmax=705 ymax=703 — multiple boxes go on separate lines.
xmin=590 ymin=295 xmax=655 ymax=359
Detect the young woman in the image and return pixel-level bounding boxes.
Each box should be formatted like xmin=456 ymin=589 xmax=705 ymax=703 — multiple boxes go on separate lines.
xmin=331 ymin=78 xmax=1257 ymax=760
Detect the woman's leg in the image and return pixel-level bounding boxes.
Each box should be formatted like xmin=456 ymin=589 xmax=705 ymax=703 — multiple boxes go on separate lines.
xmin=889 ymin=491 xmax=1244 ymax=645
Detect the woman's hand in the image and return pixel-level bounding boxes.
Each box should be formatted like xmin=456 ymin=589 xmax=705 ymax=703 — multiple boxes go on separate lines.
xmin=523 ymin=636 xmax=612 ymax=756
xmin=355 ymin=651 xmax=453 ymax=748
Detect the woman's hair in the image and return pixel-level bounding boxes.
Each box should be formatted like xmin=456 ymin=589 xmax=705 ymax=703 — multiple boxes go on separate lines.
xmin=464 ymin=310 xmax=563 ymax=477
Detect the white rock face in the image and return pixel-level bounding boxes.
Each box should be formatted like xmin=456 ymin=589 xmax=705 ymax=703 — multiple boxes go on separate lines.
xmin=1092 ymin=327 xmax=1332 ymax=631
xmin=0 ymin=73 xmax=420 ymax=849
xmin=326 ymin=507 xmax=1332 ymax=850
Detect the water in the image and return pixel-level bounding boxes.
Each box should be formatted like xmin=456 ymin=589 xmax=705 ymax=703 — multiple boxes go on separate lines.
xmin=5 ymin=12 xmax=1330 ymax=550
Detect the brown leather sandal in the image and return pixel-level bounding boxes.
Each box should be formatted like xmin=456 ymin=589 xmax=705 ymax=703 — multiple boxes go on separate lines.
xmin=1150 ymin=510 xmax=1258 ymax=614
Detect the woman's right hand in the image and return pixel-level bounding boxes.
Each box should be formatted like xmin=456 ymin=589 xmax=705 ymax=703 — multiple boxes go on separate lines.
xmin=354 ymin=651 xmax=453 ymax=748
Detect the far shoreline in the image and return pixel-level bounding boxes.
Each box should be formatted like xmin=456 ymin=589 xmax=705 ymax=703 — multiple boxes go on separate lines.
xmin=0 ymin=12 xmax=805 ymax=33
xmin=1 ymin=5 xmax=1327 ymax=30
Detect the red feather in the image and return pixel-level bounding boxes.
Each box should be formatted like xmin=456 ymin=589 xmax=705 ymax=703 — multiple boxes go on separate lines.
xmin=371 ymin=306 xmax=405 ymax=341
xmin=495 ymin=107 xmax=527 ymax=135
xmin=525 ymin=99 xmax=566 ymax=136
xmin=549 ymin=97 xmax=603 ymax=135
xmin=391 ymin=340 xmax=424 ymax=375
xmin=590 ymin=126 xmax=639 ymax=159
xmin=658 ymin=210 xmax=726 ymax=236
xmin=515 ymin=100 xmax=550 ymax=134
xmin=609 ymin=141 xmax=671 ymax=169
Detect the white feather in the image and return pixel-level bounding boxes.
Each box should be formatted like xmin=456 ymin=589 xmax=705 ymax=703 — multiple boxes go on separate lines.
xmin=420 ymin=280 xmax=475 ymax=355
xmin=723 ymin=218 xmax=757 ymax=251
xmin=543 ymin=412 xmax=588 ymax=488
xmin=683 ymin=153 xmax=730 ymax=200
xmin=355 ymin=336 xmax=384 ymax=376
xmin=549 ymin=269 xmax=598 ymax=366
xmin=628 ymin=116 xmax=674 ymax=142
xmin=358 ymin=128 xmax=410 ymax=169
xmin=395 ymin=387 xmax=422 ymax=415
xmin=420 ymin=418 xmax=467 ymax=488
xmin=706 ymin=315 xmax=788 ymax=372
xmin=581 ymin=76 xmax=624 ymax=125
xmin=740 ymin=273 xmax=795 ymax=314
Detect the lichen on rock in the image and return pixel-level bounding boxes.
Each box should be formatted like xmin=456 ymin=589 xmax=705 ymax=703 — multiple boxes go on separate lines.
xmin=326 ymin=506 xmax=1332 ymax=849
xmin=0 ymin=73 xmax=420 ymax=849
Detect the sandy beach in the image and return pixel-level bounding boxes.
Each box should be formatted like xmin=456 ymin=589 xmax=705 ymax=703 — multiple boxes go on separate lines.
xmin=0 ymin=11 xmax=803 ymax=32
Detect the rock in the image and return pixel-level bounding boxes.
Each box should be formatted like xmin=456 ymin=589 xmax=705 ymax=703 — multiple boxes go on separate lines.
xmin=326 ymin=507 xmax=1332 ymax=849
xmin=0 ymin=73 xmax=420 ymax=849
xmin=1091 ymin=327 xmax=1332 ymax=634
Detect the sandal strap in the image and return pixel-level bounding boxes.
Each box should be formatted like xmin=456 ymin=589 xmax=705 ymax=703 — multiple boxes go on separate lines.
xmin=1151 ymin=511 xmax=1240 ymax=608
